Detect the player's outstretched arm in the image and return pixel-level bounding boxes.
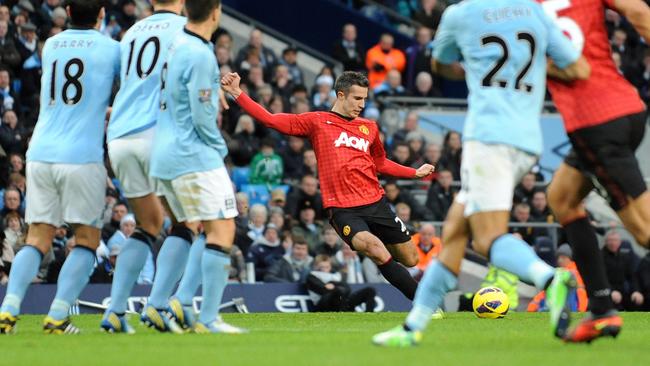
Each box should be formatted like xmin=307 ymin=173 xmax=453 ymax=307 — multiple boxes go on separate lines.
xmin=221 ymin=72 xmax=312 ymax=136
xmin=547 ymin=56 xmax=591 ymax=81
xmin=431 ymin=59 xmax=465 ymax=81
xmin=614 ymin=0 xmax=650 ymax=42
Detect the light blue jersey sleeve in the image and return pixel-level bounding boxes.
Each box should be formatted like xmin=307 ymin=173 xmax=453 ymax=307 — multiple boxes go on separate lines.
xmin=432 ymin=5 xmax=461 ymax=65
xmin=534 ymin=6 xmax=579 ymax=68
xmin=186 ymin=57 xmax=228 ymax=158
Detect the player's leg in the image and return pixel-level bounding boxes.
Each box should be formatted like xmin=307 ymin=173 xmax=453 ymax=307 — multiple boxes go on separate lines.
xmin=168 ymin=233 xmax=206 ymax=330
xmin=179 ymin=168 xmax=243 ymax=334
xmin=105 ymin=137 xmax=164 ymax=323
xmin=0 ymin=162 xmax=60 ymax=334
xmin=385 ymin=241 xmax=418 ymax=268
xmin=141 ymin=185 xmax=193 ymax=333
xmin=43 ymin=163 xmax=107 ymax=334
xmin=547 ymin=163 xmax=616 ymax=316
xmin=373 ymin=202 xmax=469 ymax=346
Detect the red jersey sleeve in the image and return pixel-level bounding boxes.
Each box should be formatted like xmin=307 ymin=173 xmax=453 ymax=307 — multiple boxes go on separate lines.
xmin=235 ymin=92 xmax=314 ymax=137
xmin=370 ymin=128 xmax=416 ymax=178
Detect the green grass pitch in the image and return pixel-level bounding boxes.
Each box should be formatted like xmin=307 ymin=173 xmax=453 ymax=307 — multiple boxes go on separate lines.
xmin=3 ymin=312 xmax=650 ymax=366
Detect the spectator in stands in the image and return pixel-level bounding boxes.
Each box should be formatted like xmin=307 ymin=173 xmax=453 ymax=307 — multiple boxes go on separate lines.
xmin=391 ymin=141 xmax=413 ymax=167
xmin=0 ymin=229 xmax=13 ymax=285
xmin=265 ymin=237 xmax=312 ymax=283
xmin=0 ymin=6 xmax=12 ymax=36
xmin=611 ymin=28 xmax=636 ymax=66
xmin=244 ymin=64 xmax=266 ymax=95
xmin=280 ymin=45 xmax=304 ymax=87
xmin=374 ymin=69 xmax=407 ymax=100
xmin=514 ymin=172 xmax=537 ymax=204
xmin=9 ymin=153 xmax=24 ymax=175
xmin=271 ymin=64 xmax=294 ymax=101
xmin=268 ymin=94 xmax=286 ymax=115
xmin=426 ymin=168 xmax=455 ymax=221
xmin=510 ymin=202 xmax=548 ymax=245
xmin=332 ymin=23 xmax=365 ymax=72
xmin=336 ymin=242 xmax=365 ymax=284
xmin=7 ymin=172 xmax=26 ymax=207
xmin=116 ymin=0 xmax=137 ymax=30
xmin=637 ymin=252 xmax=650 ymax=310
xmin=229 ymin=244 xmax=247 ymax=283
xmin=1 ymin=187 xmax=23 ymax=220
xmin=530 ymin=190 xmax=554 ymax=224
xmin=0 ymin=20 xmax=22 ymax=75
xmin=405 ymin=26 xmax=434 ymax=90
xmin=268 ymin=189 xmax=287 ymax=211
xmin=438 ymin=130 xmax=462 ymax=180
xmin=302 ymin=148 xmax=318 ymax=177
xmin=410 ymin=223 xmax=442 ymax=279
xmin=106 ymin=213 xmax=136 ymax=250
xmin=236 ymin=28 xmax=278 ymax=81
xmin=413 ymin=71 xmax=442 ymax=98
xmin=307 ymin=255 xmax=376 ymax=312
xmin=365 ymin=33 xmax=406 ymax=88
xmin=423 ymin=142 xmax=441 ymax=167
xmin=315 ymin=225 xmax=343 ymax=269
xmin=393 ymin=111 xmax=420 ymax=145
xmin=280 ymin=136 xmax=306 ymax=182
xmin=229 ymin=114 xmax=261 ymax=167
xmin=106 ymin=213 xmax=154 ymax=285
xmin=0 ymin=68 xmax=19 ymax=116
xmin=0 ymin=109 xmax=25 ymax=155
xmin=216 ymin=45 xmax=233 ymax=69
xmin=412 ymin=0 xmax=443 ymax=30
xmin=395 ymin=202 xmax=416 ymax=234
xmin=247 ymin=204 xmax=268 ymax=243
xmin=312 ymin=74 xmax=337 ymax=111
xmin=602 ymin=230 xmax=644 ymax=310
xmin=250 ymin=138 xmax=284 ymax=185
xmin=216 ymin=31 xmax=233 ymax=51
xmin=406 ymin=131 xmax=425 ymax=167
xmin=4 ymin=210 xmax=26 ymax=251
xmin=247 ymin=223 xmax=285 ymax=282
xmin=291 ymin=206 xmax=323 ymax=253
xmin=234 ymin=192 xmax=253 ymax=256
xmin=286 ymin=174 xmax=323 ymax=219
xmin=268 ymin=206 xmax=288 ymax=233
xmin=101 ymin=202 xmax=128 ymax=243
xmin=384 ymin=180 xmax=432 ymax=221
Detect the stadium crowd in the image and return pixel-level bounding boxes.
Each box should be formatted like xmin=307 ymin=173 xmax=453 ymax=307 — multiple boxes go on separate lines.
xmin=0 ymin=0 xmax=648 ymax=311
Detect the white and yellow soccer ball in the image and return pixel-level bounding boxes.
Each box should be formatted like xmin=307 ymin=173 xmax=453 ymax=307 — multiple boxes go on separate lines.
xmin=472 ymin=286 xmax=510 ymax=319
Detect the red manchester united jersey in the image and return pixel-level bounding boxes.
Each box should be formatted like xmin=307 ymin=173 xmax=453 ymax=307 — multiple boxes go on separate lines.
xmin=236 ymin=93 xmax=416 ymax=209
xmin=539 ymin=0 xmax=645 ymax=132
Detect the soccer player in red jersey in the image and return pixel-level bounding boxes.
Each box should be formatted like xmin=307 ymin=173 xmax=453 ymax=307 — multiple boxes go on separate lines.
xmin=222 ymin=71 xmax=434 ymax=300
xmin=541 ymin=0 xmax=650 ymax=343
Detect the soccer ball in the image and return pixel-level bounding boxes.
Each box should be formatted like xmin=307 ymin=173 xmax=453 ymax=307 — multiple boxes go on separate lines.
xmin=472 ymin=286 xmax=509 ymax=319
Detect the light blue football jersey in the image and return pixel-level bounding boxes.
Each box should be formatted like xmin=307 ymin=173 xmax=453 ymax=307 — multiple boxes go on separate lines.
xmin=107 ymin=11 xmax=186 ymax=142
xmin=433 ymin=0 xmax=579 ymax=155
xmin=150 ymin=28 xmax=227 ymax=180
xmin=27 ymin=29 xmax=120 ymax=164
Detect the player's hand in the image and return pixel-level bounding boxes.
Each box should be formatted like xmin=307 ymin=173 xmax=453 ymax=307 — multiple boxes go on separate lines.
xmin=219 ymin=88 xmax=229 ymax=111
xmin=325 ymin=283 xmax=335 ymax=290
xmin=414 ymin=164 xmax=435 ymax=178
xmin=611 ymin=290 xmax=622 ymax=304
xmin=631 ymin=291 xmax=644 ymax=305
xmin=221 ymin=72 xmax=242 ymax=98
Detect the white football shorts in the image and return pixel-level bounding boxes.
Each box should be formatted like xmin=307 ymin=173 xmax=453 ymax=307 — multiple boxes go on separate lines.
xmin=108 ymin=127 xmax=158 ymax=199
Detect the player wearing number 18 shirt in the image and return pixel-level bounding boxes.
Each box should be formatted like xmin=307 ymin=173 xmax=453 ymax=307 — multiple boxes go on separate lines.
xmin=221 ymin=71 xmax=434 ymax=301
xmin=0 ymin=0 xmax=120 ymax=334
xmin=542 ymin=0 xmax=650 ymax=343
xmin=101 ymin=0 xmax=187 ymax=334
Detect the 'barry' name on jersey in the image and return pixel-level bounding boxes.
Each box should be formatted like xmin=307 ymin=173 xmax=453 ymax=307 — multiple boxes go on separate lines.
xmin=50 ymin=39 xmax=95 ymax=49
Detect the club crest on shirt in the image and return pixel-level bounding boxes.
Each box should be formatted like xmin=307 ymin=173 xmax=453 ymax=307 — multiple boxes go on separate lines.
xmin=359 ymin=125 xmax=369 ymax=135
xmin=198 ymin=89 xmax=211 ymax=103
xmin=343 ymin=225 xmax=351 ymax=236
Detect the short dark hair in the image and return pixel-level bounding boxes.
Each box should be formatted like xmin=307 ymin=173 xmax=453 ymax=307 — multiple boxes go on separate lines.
xmin=334 ymin=71 xmax=369 ymax=95
xmin=185 ymin=0 xmax=221 ymax=22
xmin=65 ymin=0 xmax=103 ymax=28
xmin=293 ymin=236 xmax=308 ymax=246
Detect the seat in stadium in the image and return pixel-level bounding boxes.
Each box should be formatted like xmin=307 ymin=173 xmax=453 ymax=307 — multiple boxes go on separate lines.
xmin=231 ymin=167 xmax=251 ymax=190
xmin=241 ymin=184 xmax=270 ymax=206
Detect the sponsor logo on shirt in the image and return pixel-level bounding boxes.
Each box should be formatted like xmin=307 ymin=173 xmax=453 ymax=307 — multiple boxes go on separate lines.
xmin=334 ymin=132 xmax=369 ymax=152
xmin=198 ymin=89 xmax=211 ymax=103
